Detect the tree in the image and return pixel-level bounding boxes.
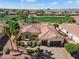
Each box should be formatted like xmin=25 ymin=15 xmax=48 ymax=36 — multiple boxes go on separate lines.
xmin=0 ymin=13 xmax=5 ymax=18
xmin=16 ymin=10 xmax=30 ymax=22
xmin=36 ymin=10 xmax=45 ymax=16
xmin=3 ymin=26 xmax=14 ymax=50
xmin=3 ymin=17 xmax=20 ymax=51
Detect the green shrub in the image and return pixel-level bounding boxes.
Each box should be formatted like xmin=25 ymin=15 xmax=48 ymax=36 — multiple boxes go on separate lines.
xmin=4 ymin=48 xmax=10 ymax=54
xmin=20 ymin=42 xmax=25 ymax=47
xmin=31 ymin=41 xmax=37 ymax=47
xmin=24 ymin=56 xmax=29 ymax=59
xmin=26 ymin=49 xmax=34 ymax=55
xmin=0 ymin=47 xmax=2 ymax=51
xmin=35 ymin=48 xmax=43 ymax=54
xmin=12 ymin=57 xmax=16 ymax=59
xmin=64 ymin=43 xmax=79 ymax=55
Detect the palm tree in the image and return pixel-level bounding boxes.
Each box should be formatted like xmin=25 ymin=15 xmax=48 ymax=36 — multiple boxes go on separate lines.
xmin=3 ymin=17 xmax=20 ymax=51
xmin=3 ymin=26 xmax=14 ymax=50
xmin=16 ymin=10 xmax=30 ymax=23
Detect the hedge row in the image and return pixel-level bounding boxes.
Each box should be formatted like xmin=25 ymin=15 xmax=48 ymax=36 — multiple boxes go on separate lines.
xmin=64 ymin=43 xmax=79 ymax=55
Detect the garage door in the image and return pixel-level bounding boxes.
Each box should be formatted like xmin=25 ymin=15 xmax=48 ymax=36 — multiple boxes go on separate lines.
xmin=41 ymin=40 xmax=48 ymax=46
xmin=50 ymin=41 xmax=61 ymax=47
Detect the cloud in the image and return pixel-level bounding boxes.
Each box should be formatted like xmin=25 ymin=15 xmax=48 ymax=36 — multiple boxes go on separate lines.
xmin=76 ymin=0 xmax=79 ymax=3
xmin=20 ymin=0 xmax=36 ymax=6
xmin=25 ymin=0 xmax=36 ymax=2
xmin=51 ymin=2 xmax=59 ymax=5
xmin=20 ymin=0 xmax=25 ymax=6
xmin=67 ymin=1 xmax=73 ymax=3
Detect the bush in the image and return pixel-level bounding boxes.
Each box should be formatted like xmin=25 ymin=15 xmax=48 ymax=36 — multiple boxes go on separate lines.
xmin=0 ymin=47 xmax=3 ymax=56
xmin=64 ymin=43 xmax=79 ymax=55
xmin=35 ymin=48 xmax=43 ymax=54
xmin=20 ymin=42 xmax=25 ymax=47
xmin=0 ymin=47 xmax=2 ymax=51
xmin=26 ymin=49 xmax=34 ymax=55
xmin=4 ymin=48 xmax=10 ymax=54
xmin=31 ymin=41 xmax=37 ymax=47
xmin=24 ymin=56 xmax=29 ymax=59
xmin=12 ymin=57 xmax=16 ymax=59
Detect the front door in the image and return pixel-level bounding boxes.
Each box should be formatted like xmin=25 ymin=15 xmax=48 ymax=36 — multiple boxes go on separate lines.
xmin=41 ymin=40 xmax=48 ymax=46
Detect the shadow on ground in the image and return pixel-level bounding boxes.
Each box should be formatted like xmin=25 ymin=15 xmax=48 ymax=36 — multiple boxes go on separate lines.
xmin=0 ymin=35 xmax=9 ymax=50
xmin=31 ymin=51 xmax=55 ymax=59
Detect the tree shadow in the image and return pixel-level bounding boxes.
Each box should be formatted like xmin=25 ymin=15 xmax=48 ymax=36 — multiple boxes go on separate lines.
xmin=0 ymin=35 xmax=9 ymax=50
xmin=31 ymin=50 xmax=55 ymax=59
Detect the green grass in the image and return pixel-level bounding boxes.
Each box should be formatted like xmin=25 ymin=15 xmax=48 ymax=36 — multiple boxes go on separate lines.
xmin=0 ymin=16 xmax=75 ymax=23
xmin=0 ymin=15 xmax=22 ymax=21
xmin=33 ymin=16 xmax=75 ymax=23
xmin=64 ymin=43 xmax=79 ymax=55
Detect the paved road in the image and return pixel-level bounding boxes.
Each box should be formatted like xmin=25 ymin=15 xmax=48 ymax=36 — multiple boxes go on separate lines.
xmin=40 ymin=46 xmax=74 ymax=59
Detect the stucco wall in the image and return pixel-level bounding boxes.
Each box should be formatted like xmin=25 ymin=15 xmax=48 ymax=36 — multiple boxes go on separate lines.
xmin=58 ymin=26 xmax=79 ymax=43
xmin=72 ymin=35 xmax=79 ymax=43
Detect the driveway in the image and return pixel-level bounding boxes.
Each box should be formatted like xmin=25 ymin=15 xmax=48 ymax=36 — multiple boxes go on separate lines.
xmin=40 ymin=46 xmax=74 ymax=59
xmin=0 ymin=46 xmax=74 ymax=59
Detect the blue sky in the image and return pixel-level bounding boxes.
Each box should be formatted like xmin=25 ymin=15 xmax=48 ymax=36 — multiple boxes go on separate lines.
xmin=0 ymin=0 xmax=79 ymax=9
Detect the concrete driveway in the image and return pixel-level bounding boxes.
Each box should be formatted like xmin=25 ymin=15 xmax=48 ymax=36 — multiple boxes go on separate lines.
xmin=40 ymin=46 xmax=74 ymax=59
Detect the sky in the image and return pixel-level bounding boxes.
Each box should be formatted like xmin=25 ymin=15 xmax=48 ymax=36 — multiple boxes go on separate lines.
xmin=0 ymin=0 xmax=79 ymax=9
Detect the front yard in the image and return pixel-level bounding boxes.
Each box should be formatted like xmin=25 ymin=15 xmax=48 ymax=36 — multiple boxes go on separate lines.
xmin=64 ymin=43 xmax=79 ymax=59
xmin=0 ymin=46 xmax=74 ymax=59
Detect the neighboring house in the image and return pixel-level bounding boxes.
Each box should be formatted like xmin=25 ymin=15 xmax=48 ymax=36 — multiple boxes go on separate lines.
xmin=7 ymin=9 xmax=16 ymax=15
xmin=28 ymin=10 xmax=36 ymax=17
xmin=0 ymin=21 xmax=5 ymax=39
xmin=20 ymin=22 xmax=64 ymax=46
xmin=73 ymin=16 xmax=79 ymax=24
xmin=58 ymin=24 xmax=79 ymax=43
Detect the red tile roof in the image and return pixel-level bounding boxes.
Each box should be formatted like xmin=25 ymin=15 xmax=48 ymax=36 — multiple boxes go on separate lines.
xmin=60 ymin=24 xmax=79 ymax=37
xmin=21 ymin=24 xmax=41 ymax=34
xmin=20 ymin=22 xmax=61 ymax=40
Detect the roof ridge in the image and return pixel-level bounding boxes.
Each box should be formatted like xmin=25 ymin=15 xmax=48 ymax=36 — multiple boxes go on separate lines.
xmin=39 ymin=30 xmax=50 ymax=39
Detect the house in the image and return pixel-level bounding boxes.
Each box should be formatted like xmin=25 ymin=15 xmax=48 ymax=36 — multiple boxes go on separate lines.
xmin=58 ymin=24 xmax=79 ymax=44
xmin=28 ymin=10 xmax=36 ymax=17
xmin=38 ymin=23 xmax=63 ymax=46
xmin=72 ymin=16 xmax=79 ymax=24
xmin=20 ymin=22 xmax=64 ymax=47
xmin=8 ymin=9 xmax=16 ymax=15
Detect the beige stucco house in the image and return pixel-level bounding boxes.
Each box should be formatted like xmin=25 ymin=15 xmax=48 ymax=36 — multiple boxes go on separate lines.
xmin=58 ymin=24 xmax=79 ymax=44
xmin=19 ymin=22 xmax=64 ymax=47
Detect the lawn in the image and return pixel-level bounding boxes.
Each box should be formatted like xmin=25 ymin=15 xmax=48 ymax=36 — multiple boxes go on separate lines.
xmin=0 ymin=16 xmax=75 ymax=23
xmin=33 ymin=16 xmax=75 ymax=23
xmin=0 ymin=15 xmax=22 ymax=21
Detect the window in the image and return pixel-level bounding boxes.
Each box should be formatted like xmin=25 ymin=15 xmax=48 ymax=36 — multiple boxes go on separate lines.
xmin=26 ymin=35 xmax=28 ymax=39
